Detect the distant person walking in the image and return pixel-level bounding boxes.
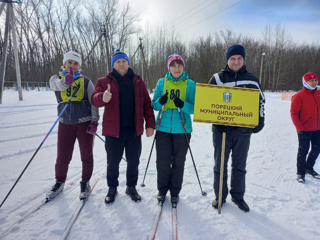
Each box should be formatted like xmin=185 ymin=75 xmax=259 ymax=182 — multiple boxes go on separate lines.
xmin=47 ymin=51 xmax=99 ymax=201
xmin=91 ymin=50 xmax=155 ymax=204
xmin=291 ymin=72 xmax=320 ymax=183
xmin=152 ymin=54 xmax=196 ymax=204
xmin=208 ymin=44 xmax=265 ymax=212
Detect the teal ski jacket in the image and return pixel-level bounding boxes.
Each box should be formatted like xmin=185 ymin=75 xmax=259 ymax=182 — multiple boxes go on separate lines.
xmin=152 ymin=71 xmax=196 ymax=133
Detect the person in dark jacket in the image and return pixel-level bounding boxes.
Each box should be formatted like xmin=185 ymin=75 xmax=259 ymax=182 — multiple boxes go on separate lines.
xmin=208 ymin=44 xmax=265 ymax=212
xmin=47 ymin=51 xmax=99 ymax=201
xmin=152 ymin=54 xmax=196 ymax=204
xmin=290 ymin=72 xmax=320 ymax=183
xmin=91 ymin=50 xmax=155 ymax=204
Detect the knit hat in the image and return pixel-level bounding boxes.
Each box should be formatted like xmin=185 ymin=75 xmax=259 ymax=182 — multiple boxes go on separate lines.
xmin=111 ymin=49 xmax=130 ymax=67
xmin=167 ymin=54 xmax=185 ymax=70
xmin=225 ymin=44 xmax=246 ymax=62
xmin=302 ymin=72 xmax=318 ymax=90
xmin=303 ymin=72 xmax=318 ymax=82
xmin=63 ymin=51 xmax=82 ymax=66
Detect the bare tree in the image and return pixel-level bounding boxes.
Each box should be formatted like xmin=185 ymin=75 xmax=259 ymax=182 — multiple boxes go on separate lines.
xmin=1 ymin=1 xmax=319 ymax=92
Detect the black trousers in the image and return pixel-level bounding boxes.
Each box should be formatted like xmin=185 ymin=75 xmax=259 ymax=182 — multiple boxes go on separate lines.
xmin=156 ymin=131 xmax=190 ymax=197
xmin=105 ymin=126 xmax=141 ymax=187
xmin=297 ymin=130 xmax=320 ymax=176
xmin=212 ymin=127 xmax=252 ymax=200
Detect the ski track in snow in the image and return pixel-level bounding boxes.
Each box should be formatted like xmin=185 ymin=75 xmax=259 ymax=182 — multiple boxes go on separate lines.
xmin=1 ymin=90 xmax=320 ymax=240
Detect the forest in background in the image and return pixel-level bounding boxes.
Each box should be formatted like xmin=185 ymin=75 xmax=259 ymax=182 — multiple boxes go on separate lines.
xmin=1 ymin=0 xmax=320 ymax=92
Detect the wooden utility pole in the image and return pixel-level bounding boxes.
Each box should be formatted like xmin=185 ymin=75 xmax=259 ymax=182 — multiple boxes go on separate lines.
xmin=83 ymin=24 xmax=110 ymax=74
xmin=0 ymin=0 xmax=23 ymax=104
xmin=132 ymin=38 xmax=150 ymax=91
xmin=140 ymin=39 xmax=144 ymax=81
xmin=103 ymin=25 xmax=110 ymax=73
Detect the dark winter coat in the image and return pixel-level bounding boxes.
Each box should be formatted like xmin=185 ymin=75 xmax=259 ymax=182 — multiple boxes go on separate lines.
xmin=91 ymin=68 xmax=155 ymax=137
xmin=291 ymin=87 xmax=320 ymax=133
xmin=208 ymin=65 xmax=265 ymax=133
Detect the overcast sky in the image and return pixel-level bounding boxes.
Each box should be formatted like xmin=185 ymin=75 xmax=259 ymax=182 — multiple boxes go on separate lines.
xmin=129 ymin=0 xmax=320 ymax=45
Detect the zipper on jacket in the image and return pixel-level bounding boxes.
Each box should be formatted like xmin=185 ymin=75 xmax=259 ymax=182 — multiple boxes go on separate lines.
xmin=313 ymin=92 xmax=319 ymax=130
xmin=113 ymin=78 xmax=120 ymax=138
xmin=133 ymin=78 xmax=137 ymax=137
xmin=170 ymin=78 xmax=178 ymax=133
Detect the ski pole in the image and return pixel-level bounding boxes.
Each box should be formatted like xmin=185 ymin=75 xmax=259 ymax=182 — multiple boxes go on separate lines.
xmin=95 ymin=132 xmax=105 ymax=143
xmin=0 ymin=87 xmax=80 ymax=209
xmin=140 ymin=106 xmax=164 ymax=187
xmin=177 ymin=108 xmax=207 ymax=196
xmin=95 ymin=133 xmax=126 ymax=161
xmin=218 ymin=131 xmax=226 ymax=214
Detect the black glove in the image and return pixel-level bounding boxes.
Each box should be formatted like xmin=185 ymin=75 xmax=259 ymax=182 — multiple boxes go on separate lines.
xmin=173 ymin=96 xmax=184 ymax=108
xmin=159 ymin=92 xmax=168 ymax=105
xmin=252 ymin=117 xmax=264 ymax=133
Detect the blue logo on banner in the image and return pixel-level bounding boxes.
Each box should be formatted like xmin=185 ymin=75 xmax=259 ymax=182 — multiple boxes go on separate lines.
xmin=223 ymin=92 xmax=232 ymax=102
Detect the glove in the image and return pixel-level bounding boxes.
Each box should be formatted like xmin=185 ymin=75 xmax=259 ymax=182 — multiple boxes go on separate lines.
xmin=159 ymin=92 xmax=168 ymax=105
xmin=252 ymin=117 xmax=264 ymax=133
xmin=65 ymin=67 xmax=74 ymax=85
xmin=173 ymin=96 xmax=184 ymax=108
xmin=86 ymin=121 xmax=98 ymax=135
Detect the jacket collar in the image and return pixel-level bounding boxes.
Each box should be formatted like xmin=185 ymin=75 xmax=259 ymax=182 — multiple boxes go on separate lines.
xmin=165 ymin=71 xmax=189 ymax=81
xmin=111 ymin=67 xmax=134 ymax=79
xmin=223 ymin=64 xmax=247 ymax=75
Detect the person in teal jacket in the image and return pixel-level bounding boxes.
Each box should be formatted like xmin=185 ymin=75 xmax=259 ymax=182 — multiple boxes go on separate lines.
xmin=152 ymin=54 xmax=196 ymax=204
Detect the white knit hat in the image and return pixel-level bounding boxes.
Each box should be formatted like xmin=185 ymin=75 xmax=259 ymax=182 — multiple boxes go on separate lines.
xmin=63 ymin=51 xmax=82 ymax=66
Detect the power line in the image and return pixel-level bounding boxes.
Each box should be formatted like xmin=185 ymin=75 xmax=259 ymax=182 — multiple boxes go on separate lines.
xmin=175 ymin=0 xmax=218 ymax=25
xmin=181 ymin=0 xmax=245 ymax=32
xmin=165 ymin=0 xmax=220 ymax=34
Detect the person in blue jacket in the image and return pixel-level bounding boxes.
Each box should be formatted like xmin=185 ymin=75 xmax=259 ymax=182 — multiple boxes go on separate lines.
xmin=152 ymin=54 xmax=196 ymax=204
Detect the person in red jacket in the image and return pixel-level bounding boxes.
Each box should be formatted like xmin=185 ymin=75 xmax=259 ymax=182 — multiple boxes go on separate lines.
xmin=91 ymin=50 xmax=155 ymax=204
xmin=291 ymin=72 xmax=320 ymax=183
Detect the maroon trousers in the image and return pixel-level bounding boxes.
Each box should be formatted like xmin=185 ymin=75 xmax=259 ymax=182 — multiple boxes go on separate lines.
xmin=55 ymin=122 xmax=94 ymax=182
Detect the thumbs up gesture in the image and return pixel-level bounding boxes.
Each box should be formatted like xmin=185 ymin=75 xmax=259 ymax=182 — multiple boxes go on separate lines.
xmin=65 ymin=67 xmax=74 ymax=86
xmin=102 ymin=84 xmax=112 ymax=103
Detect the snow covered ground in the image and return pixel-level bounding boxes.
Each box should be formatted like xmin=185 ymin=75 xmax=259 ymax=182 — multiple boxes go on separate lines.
xmin=0 ymin=90 xmax=320 ymax=240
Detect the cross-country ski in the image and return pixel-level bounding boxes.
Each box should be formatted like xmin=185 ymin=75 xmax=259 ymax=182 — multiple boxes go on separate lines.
xmin=62 ymin=176 xmax=100 ymax=240
xmin=171 ymin=203 xmax=178 ymax=240
xmin=147 ymin=201 xmax=164 ymax=240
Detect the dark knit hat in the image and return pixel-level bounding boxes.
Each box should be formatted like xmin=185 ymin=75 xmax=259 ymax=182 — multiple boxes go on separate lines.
xmin=111 ymin=49 xmax=130 ymax=66
xmin=225 ymin=44 xmax=246 ymax=62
